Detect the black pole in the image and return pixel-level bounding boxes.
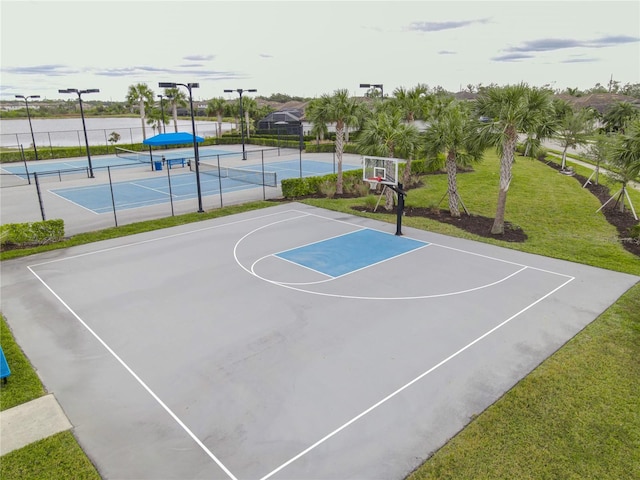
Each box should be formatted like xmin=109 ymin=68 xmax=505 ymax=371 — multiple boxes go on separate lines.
xmin=188 ymin=87 xmax=204 ymax=213
xmin=166 ymin=160 xmax=175 ymax=216
xmin=25 ymin=100 xmax=38 ymax=160
xmin=389 ymin=183 xmax=406 ymax=236
xmin=77 ymin=94 xmax=94 ymax=178
xmin=238 ymin=91 xmax=246 ymax=160
xmin=299 ymin=122 xmax=303 ymax=178
xmin=108 ymin=166 xmax=118 ymax=227
xmin=33 ymin=172 xmax=46 ymax=221
xmin=20 ymin=145 xmax=31 ymax=185
xmin=216 ymin=154 xmax=223 ymax=208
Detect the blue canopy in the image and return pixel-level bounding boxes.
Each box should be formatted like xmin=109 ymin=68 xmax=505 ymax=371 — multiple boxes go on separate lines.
xmin=143 ymin=132 xmax=204 ymax=146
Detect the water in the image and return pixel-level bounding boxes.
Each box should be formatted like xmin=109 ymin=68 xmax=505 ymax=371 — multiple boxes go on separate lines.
xmin=0 ymin=117 xmax=232 ymax=148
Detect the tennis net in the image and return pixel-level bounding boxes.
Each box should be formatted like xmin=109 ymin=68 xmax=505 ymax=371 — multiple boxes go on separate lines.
xmin=115 ymin=147 xmax=153 ymax=164
xmin=191 ymin=161 xmax=278 ymax=187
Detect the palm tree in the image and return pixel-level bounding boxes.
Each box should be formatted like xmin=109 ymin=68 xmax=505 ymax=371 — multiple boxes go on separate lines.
xmin=603 ymin=102 xmax=640 ymax=134
xmin=391 ymin=84 xmax=429 ymax=123
xmin=126 ymin=83 xmax=154 ymax=140
xmin=164 ymin=88 xmax=188 ymax=133
xmin=423 ymin=98 xmax=485 ymax=217
xmin=584 ymin=133 xmax=616 ymax=186
xmin=357 ymin=110 xmax=420 ymax=209
xmin=207 ymin=97 xmax=226 ymax=137
xmin=316 ymin=89 xmax=361 ymax=194
xmin=306 ymin=98 xmax=329 ymax=145
xmin=241 ymin=96 xmax=257 ymax=140
xmin=476 ymin=83 xmax=553 ymax=234
xmin=602 ymin=119 xmax=640 ymax=217
xmin=556 ymin=107 xmax=595 ymax=170
xmin=146 ymin=107 xmax=165 ymax=136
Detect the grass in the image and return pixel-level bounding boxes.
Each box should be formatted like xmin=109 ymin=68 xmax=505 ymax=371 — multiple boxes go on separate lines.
xmin=0 ymin=150 xmax=638 ymax=478
xmin=0 ymin=314 xmax=101 ymax=479
xmin=0 ymin=432 xmax=100 ymax=480
xmin=303 ymin=151 xmax=640 ymax=275
xmin=405 ymin=282 xmax=640 ymax=480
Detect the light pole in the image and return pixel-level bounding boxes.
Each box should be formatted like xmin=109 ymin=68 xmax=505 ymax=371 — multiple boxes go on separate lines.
xmin=58 ymin=88 xmax=99 ymax=177
xmin=224 ymin=88 xmax=257 ymax=160
xmin=15 ymin=95 xmax=40 ymax=160
xmin=157 ymin=94 xmax=166 ymax=134
xmin=159 ymin=82 xmax=204 ymax=213
xmin=359 ymin=83 xmax=384 ymax=100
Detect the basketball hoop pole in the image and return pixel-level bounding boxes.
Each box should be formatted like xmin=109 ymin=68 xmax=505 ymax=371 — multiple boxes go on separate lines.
xmin=388 ymin=182 xmax=406 ymax=235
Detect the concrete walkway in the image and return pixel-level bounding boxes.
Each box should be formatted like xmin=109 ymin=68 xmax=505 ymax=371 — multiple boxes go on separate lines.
xmin=0 ymin=394 xmax=72 ymax=456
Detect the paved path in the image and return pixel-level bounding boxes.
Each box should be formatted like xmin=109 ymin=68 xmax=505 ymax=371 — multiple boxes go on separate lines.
xmin=0 ymin=394 xmax=72 ymax=456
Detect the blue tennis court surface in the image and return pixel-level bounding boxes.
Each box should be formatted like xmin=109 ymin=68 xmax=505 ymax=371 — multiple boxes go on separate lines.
xmin=276 ymin=229 xmax=429 ymax=277
xmin=49 ymin=159 xmax=360 ymax=213
xmin=0 ymin=147 xmax=238 ymax=177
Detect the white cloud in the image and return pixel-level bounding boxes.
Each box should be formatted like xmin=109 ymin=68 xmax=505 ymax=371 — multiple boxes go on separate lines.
xmin=1 ymin=1 xmax=638 ymax=101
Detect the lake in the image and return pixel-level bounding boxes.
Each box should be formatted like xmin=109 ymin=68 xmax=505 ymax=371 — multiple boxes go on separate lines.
xmin=0 ymin=117 xmax=234 ymax=148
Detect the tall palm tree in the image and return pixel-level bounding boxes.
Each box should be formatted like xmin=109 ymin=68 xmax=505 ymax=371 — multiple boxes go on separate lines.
xmin=164 ymin=88 xmax=188 ymax=133
xmin=556 ymin=107 xmax=595 ymax=170
xmin=316 ymin=89 xmax=361 ymax=194
xmin=423 ymin=98 xmax=485 ymax=217
xmin=391 ymin=84 xmax=429 ymax=123
xmin=476 ymin=83 xmax=553 ymax=234
xmin=241 ymin=96 xmax=257 ymax=140
xmin=306 ymin=98 xmax=329 ymax=145
xmin=126 ymin=83 xmax=154 ymax=140
xmin=603 ymin=101 xmax=640 ymax=134
xmin=207 ymin=97 xmax=226 ymax=137
xmin=357 ymin=110 xmax=420 ymax=209
xmin=604 ymin=119 xmax=640 ymax=217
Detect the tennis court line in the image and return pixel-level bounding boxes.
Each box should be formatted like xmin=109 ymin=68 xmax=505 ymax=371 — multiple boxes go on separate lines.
xmin=258 ymin=274 xmax=575 ymax=480
xmin=48 ymin=189 xmax=101 ymax=215
xmin=26 ymin=266 xmax=240 ymax=480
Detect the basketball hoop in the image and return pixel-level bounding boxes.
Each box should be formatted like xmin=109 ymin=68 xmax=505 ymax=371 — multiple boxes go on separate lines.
xmin=366 ymin=176 xmax=382 ymax=190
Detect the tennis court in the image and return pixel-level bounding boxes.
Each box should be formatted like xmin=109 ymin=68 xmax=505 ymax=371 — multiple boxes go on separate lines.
xmin=0 ymin=146 xmax=241 ymax=178
xmin=49 ymin=159 xmax=359 ymax=214
xmin=2 ymin=203 xmax=637 ymax=480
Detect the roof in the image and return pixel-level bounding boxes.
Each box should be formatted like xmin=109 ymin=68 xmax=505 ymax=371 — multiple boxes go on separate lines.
xmin=142 ymin=132 xmax=204 ymax=146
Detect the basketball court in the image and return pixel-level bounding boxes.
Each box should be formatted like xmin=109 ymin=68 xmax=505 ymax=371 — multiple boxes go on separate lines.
xmin=1 ymin=202 xmax=637 ymax=479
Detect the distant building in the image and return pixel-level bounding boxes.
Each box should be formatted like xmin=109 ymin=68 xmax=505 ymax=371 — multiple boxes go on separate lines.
xmin=256 ymin=110 xmax=304 ymax=134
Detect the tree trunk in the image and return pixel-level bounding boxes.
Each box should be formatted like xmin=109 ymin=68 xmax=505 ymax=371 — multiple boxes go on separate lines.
xmin=446 ymin=151 xmax=460 ymax=217
xmin=402 ymin=157 xmax=412 ymax=187
xmin=384 ymin=186 xmax=395 ymax=211
xmin=245 ymin=110 xmax=251 ymax=139
xmin=172 ymin=105 xmax=178 ymax=133
xmin=561 ymin=146 xmax=568 ymax=170
xmin=139 ymin=100 xmax=147 ymax=140
xmin=217 ymin=113 xmax=222 ymax=137
xmin=491 ymin=129 xmax=516 ymax=234
xmin=335 ymin=122 xmax=344 ymax=194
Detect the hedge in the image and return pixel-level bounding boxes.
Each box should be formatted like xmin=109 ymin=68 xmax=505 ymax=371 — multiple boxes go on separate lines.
xmin=0 ymin=219 xmax=65 ymax=247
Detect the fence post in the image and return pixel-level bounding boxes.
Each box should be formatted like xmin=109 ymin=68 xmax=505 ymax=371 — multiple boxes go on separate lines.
xmin=33 ymin=172 xmax=46 ymax=221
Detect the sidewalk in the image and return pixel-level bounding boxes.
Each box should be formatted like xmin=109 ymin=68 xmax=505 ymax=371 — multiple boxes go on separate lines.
xmin=0 ymin=393 xmax=72 ymax=456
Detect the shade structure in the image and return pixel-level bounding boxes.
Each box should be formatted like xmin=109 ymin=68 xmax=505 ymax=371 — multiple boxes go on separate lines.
xmin=143 ymin=132 xmax=204 ymax=146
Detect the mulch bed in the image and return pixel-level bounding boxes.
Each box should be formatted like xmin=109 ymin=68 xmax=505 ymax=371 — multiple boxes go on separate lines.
xmin=352 ymin=204 xmax=528 ymax=243
xmin=348 ymin=160 xmax=638 ymax=257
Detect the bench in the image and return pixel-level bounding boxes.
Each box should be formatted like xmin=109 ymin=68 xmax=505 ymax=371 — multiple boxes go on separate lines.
xmin=163 ymin=158 xmax=186 ymax=169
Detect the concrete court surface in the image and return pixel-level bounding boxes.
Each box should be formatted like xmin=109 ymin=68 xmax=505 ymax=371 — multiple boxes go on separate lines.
xmin=1 ymin=202 xmax=638 ymax=480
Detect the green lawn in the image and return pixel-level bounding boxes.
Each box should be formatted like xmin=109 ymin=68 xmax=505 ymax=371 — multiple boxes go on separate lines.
xmin=0 ymin=150 xmax=638 ymax=479
xmin=0 ymin=314 xmax=101 ymax=479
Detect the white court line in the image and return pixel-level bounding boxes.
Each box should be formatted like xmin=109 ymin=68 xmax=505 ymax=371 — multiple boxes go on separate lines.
xmin=298 ymin=209 xmax=574 ymax=280
xmin=28 ymin=208 xmax=306 ymax=268
xmin=130 ymin=182 xmax=174 ymax=197
xmin=258 ymin=275 xmax=575 ymax=480
xmin=26 ymin=267 xmax=239 ymax=480
xmin=47 ymin=189 xmax=101 ymax=215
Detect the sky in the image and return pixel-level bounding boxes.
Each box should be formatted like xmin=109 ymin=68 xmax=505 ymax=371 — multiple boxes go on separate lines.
xmin=1 ymin=0 xmax=639 ymax=103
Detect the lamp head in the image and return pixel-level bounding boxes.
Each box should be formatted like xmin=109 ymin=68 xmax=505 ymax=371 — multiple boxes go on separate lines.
xmin=159 ymin=82 xmax=176 ymax=88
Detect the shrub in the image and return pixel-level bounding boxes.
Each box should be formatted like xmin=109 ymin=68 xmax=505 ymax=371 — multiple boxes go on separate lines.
xmin=318 ymin=179 xmax=337 ymax=198
xmin=0 ymin=219 xmax=65 ymax=247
